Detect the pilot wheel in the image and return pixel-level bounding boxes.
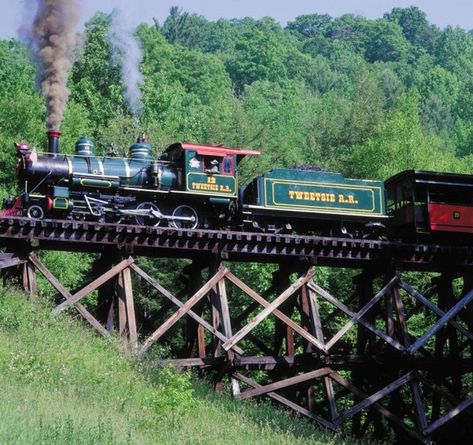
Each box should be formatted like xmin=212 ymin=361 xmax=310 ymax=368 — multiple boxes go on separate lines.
xmin=26 ymin=205 xmax=44 ymax=220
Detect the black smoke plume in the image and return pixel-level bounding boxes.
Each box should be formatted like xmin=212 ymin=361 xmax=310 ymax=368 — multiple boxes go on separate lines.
xmin=20 ymin=0 xmax=80 ymax=131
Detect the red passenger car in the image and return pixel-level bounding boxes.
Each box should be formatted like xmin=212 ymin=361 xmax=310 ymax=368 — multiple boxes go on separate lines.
xmin=385 ymin=170 xmax=473 ymax=238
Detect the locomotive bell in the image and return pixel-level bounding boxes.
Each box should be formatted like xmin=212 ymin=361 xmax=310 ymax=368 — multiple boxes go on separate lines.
xmin=75 ymin=136 xmax=94 ymax=156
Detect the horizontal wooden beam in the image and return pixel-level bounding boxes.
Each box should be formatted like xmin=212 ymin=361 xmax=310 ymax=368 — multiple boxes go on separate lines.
xmin=234 ymin=355 xmax=296 ymax=367
xmin=157 ymin=357 xmax=224 ymax=368
xmin=0 ymin=256 xmax=26 ymax=269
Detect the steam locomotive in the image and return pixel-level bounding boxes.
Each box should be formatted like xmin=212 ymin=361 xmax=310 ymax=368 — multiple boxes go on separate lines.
xmin=3 ymin=131 xmax=473 ymax=240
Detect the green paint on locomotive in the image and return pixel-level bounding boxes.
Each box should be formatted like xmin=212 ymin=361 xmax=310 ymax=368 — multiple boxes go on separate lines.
xmin=68 ymin=156 xmax=151 ymax=188
xmin=255 ymin=169 xmax=386 ymax=216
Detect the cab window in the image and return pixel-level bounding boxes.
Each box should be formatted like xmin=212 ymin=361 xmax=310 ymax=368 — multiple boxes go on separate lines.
xmin=223 ymin=156 xmax=233 ymax=175
xmin=204 ymin=157 xmax=220 ymax=173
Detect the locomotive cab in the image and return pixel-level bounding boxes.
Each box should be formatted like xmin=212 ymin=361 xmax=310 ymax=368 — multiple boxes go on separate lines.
xmin=160 ymin=142 xmax=258 ymax=195
xmin=385 ymin=170 xmax=473 ymax=239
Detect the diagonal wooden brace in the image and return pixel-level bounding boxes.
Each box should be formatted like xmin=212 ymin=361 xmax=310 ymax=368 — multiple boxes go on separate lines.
xmin=53 ymin=258 xmax=134 ymax=315
xmin=233 ymin=372 xmax=338 ymax=432
xmin=222 ymin=269 xmax=324 ymax=352
xmin=140 ymin=266 xmax=228 ymax=354
xmin=131 ymin=263 xmax=243 ymax=355
xmin=330 ymin=372 xmax=425 ymax=442
xmin=29 ymin=253 xmax=109 ymax=337
xmin=225 ymin=271 xmax=325 ymax=352
xmin=333 ymin=371 xmax=415 ymax=425
xmin=399 ymin=280 xmax=473 ymax=342
xmin=309 ymin=278 xmax=405 ymax=352
xmin=237 ymin=367 xmax=333 ymax=400
xmin=423 ymin=397 xmax=473 ymax=436
xmin=408 ymin=288 xmax=473 ymax=354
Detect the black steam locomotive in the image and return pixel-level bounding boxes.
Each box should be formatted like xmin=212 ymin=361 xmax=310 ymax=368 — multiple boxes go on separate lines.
xmin=4 ymin=131 xmax=260 ymax=230
xmin=3 ymin=131 xmax=473 ymax=239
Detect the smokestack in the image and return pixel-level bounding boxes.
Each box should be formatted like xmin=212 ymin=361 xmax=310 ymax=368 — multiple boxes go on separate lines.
xmin=47 ymin=130 xmax=61 ymax=154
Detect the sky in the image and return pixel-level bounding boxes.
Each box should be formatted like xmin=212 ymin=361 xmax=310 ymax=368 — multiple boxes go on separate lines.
xmin=1 ymin=0 xmax=473 ymax=40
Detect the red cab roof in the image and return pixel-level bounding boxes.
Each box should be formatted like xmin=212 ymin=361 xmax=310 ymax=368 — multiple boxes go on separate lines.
xmin=178 ymin=142 xmax=260 ymax=158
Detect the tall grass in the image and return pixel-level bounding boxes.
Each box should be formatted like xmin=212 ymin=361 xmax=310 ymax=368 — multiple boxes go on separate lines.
xmin=0 ymin=287 xmax=358 ymax=444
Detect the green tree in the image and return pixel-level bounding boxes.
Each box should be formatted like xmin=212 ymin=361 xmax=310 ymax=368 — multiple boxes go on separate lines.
xmin=384 ymin=6 xmax=439 ymax=53
xmin=224 ymin=19 xmax=288 ymax=93
xmin=363 ymin=19 xmax=410 ymax=63
xmin=286 ymin=14 xmax=332 ymax=39
xmin=69 ymin=13 xmax=125 ymax=135
xmin=348 ymin=91 xmax=456 ymax=179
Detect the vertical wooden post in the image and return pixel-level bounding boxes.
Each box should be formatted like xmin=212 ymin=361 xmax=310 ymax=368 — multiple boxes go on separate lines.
xmin=391 ymin=279 xmax=429 ymax=441
xmin=106 ymin=298 xmax=115 ymax=332
xmin=22 ymin=261 xmax=37 ymax=298
xmin=95 ymin=249 xmax=120 ymax=325
xmin=122 ymin=266 xmax=138 ymax=353
xmin=442 ymin=274 xmax=461 ymax=398
xmin=300 ymin=284 xmax=315 ymax=411
xmin=352 ymin=269 xmax=374 ymax=437
xmin=384 ymin=271 xmax=395 ymax=338
xmin=217 ymin=278 xmax=241 ymax=396
xmin=211 ymin=289 xmax=221 ymax=359
xmin=183 ymin=262 xmax=205 ymax=357
xmin=462 ymin=273 xmax=473 ymax=360
xmin=117 ymin=271 xmax=127 ymax=337
xmin=432 ymin=275 xmax=448 ymax=422
xmin=272 ymin=264 xmax=294 ymax=356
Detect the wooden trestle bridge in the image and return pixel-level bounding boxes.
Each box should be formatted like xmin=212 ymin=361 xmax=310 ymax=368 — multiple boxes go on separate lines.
xmin=1 ymin=216 xmax=473 ymax=444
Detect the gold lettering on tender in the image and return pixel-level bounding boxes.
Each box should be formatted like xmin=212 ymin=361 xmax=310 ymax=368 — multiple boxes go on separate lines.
xmin=286 ymin=188 xmax=361 ymax=205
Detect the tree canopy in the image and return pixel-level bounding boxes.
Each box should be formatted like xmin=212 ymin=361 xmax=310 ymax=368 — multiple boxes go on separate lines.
xmin=0 ymin=6 xmax=472 ymax=189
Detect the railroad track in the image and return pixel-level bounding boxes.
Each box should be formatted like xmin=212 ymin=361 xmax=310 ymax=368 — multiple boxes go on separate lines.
xmin=0 ymin=216 xmax=471 ymax=270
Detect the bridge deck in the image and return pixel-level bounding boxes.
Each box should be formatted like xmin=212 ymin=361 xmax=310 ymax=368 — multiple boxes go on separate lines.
xmin=0 ymin=216 xmax=472 ymax=270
